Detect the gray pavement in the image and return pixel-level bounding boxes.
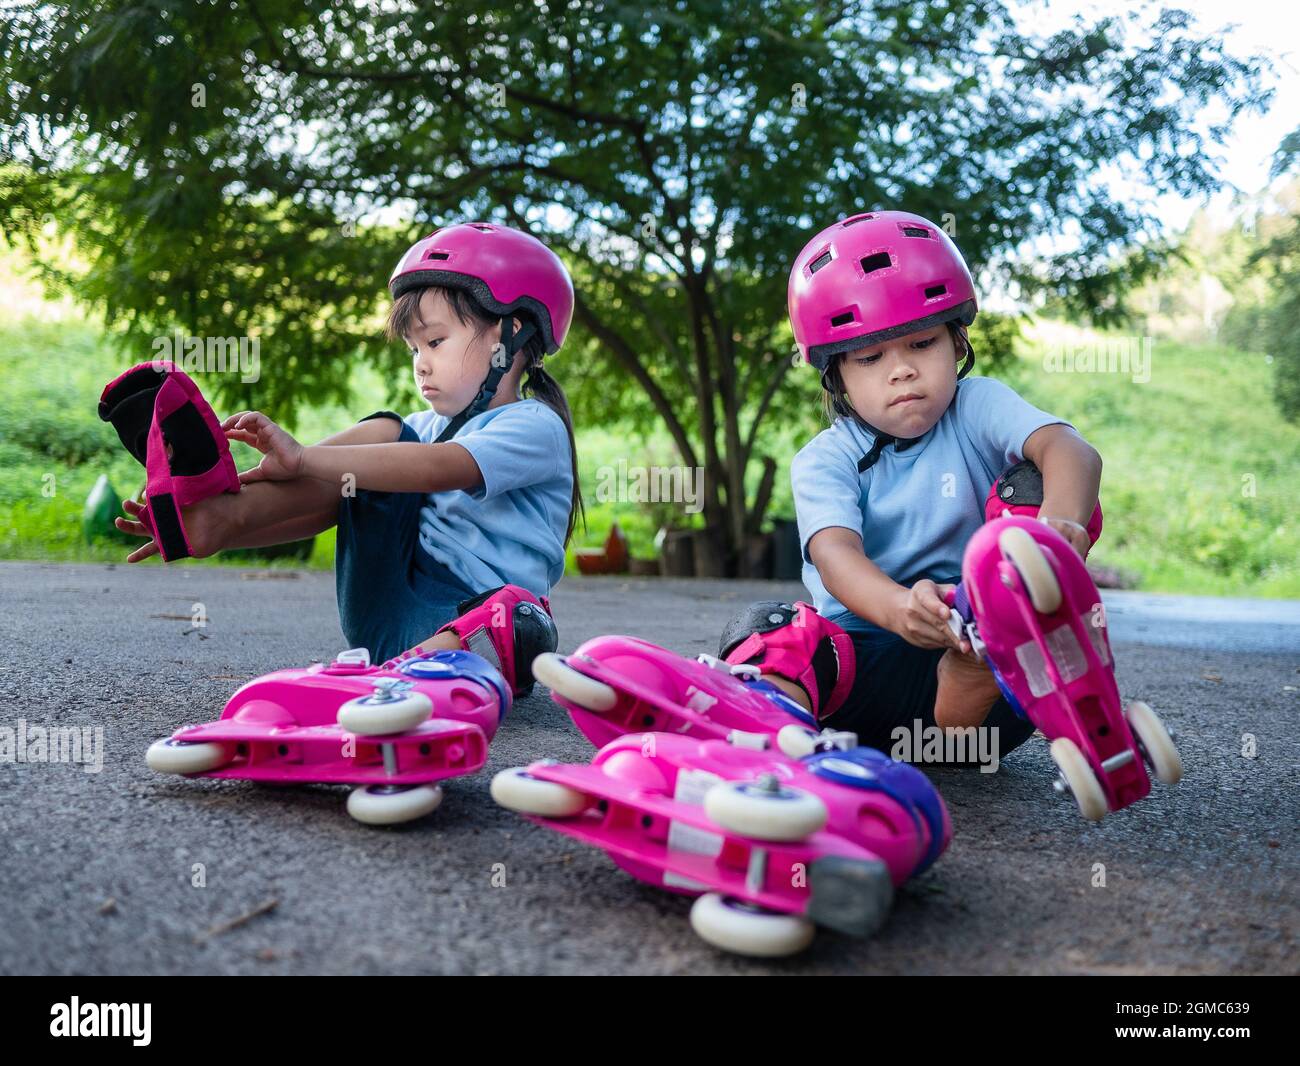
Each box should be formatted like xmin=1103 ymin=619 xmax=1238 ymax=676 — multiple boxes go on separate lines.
xmin=0 ymin=561 xmax=1296 ymax=975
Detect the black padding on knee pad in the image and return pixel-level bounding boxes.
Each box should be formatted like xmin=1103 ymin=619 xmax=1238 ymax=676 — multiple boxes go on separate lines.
xmin=810 ymin=639 xmax=839 ymax=705
xmin=98 ymin=374 xmax=161 ymax=466
xmin=512 ymin=601 xmax=558 ymax=693
xmin=160 ymin=403 xmax=218 ymax=477
xmin=148 ymin=492 xmax=189 ymax=559
xmin=718 ymin=600 xmax=798 ymax=660
xmin=994 ymin=460 xmax=1043 ymax=509
xmin=455 ymin=585 xmax=558 ymax=694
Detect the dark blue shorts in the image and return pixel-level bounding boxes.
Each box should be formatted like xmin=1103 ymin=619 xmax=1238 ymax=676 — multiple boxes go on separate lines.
xmin=822 ymin=618 xmax=1036 ymax=763
xmin=334 ymin=414 xmax=475 ymax=663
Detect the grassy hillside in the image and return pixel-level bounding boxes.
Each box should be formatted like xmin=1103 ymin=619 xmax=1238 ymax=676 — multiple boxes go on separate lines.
xmin=1003 ymin=322 xmax=1299 ymax=598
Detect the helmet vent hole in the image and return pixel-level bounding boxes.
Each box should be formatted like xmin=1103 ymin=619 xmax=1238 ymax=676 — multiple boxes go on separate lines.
xmin=809 ymin=250 xmax=833 ymax=274
xmin=830 ymin=311 xmax=855 ymax=327
xmin=860 ymin=252 xmax=891 ymax=274
xmin=902 ymin=225 xmax=932 ymax=238
xmin=425 ymin=251 xmax=450 ymax=261
xmin=924 ymin=284 xmax=947 ymax=298
xmin=469 ymin=224 xmax=494 ymax=231
xmin=842 ymin=214 xmax=872 ymax=227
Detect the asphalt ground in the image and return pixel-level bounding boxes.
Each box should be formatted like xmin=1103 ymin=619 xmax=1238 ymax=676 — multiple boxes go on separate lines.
xmin=0 ymin=561 xmax=1296 ymax=974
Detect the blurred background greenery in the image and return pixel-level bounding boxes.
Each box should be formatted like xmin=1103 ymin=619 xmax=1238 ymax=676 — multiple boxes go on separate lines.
xmin=2 ymin=233 xmax=1296 ymax=596
xmin=1 ymin=2 xmax=1297 ymax=597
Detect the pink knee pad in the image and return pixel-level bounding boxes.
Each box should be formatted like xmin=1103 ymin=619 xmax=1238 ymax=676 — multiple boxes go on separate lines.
xmin=985 ymin=460 xmax=1103 ymax=546
xmin=436 ymin=584 xmax=558 ymax=697
xmin=719 ymin=601 xmax=856 ymax=720
xmin=98 ymin=360 xmax=240 ymax=560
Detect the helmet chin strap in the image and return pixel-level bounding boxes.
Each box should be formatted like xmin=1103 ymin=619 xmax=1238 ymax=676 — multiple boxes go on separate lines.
xmin=435 ymin=316 xmax=537 ymax=443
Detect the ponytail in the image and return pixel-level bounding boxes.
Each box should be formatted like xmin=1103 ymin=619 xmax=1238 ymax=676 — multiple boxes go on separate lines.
xmin=522 ymin=359 xmax=585 ymax=546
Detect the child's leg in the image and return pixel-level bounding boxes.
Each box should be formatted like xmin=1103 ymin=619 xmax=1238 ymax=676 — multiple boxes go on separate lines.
xmin=120 ymin=476 xmax=341 ymax=555
xmin=826 ymin=626 xmax=1035 ymax=764
xmin=116 ymin=412 xmax=403 ymax=556
xmin=933 ymin=648 xmax=1003 ymax=729
xmin=720 ymin=600 xmax=1035 ymax=764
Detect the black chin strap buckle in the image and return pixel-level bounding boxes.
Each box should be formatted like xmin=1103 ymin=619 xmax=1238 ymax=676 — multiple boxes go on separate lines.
xmin=857 ymin=426 xmax=921 ymax=473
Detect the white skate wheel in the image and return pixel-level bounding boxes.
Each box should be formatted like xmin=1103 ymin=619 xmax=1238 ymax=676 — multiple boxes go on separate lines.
xmin=145 ymin=737 xmax=234 ymax=775
xmin=532 ymin=652 xmax=618 ymax=712
xmin=337 ymin=689 xmax=431 ymax=736
xmin=704 ymin=778 xmax=827 ymax=841
xmin=776 ymin=725 xmax=820 ymax=759
xmin=1125 ymin=701 xmax=1183 ymax=785
xmin=998 ymin=525 xmax=1062 ymax=614
xmin=1050 ymin=737 xmax=1108 ymax=821
xmin=346 ymin=783 xmax=443 ymax=825
xmin=689 ymin=893 xmax=814 ymax=957
xmin=490 ymin=767 xmax=591 ymax=817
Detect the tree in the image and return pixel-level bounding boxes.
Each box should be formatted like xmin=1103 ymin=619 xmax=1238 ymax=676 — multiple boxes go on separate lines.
xmin=1223 ymin=128 xmax=1300 ymax=422
xmin=0 ymin=0 xmax=1270 ymax=572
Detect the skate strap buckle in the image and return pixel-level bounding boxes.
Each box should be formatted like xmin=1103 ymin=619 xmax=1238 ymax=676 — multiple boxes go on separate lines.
xmin=335 ymin=648 xmax=372 ymax=667
xmin=696 ymin=652 xmax=761 ymax=681
xmin=726 ymin=730 xmax=770 ymax=750
xmin=946 ymin=616 xmax=986 ymax=661
xmin=814 ymin=729 xmax=858 ymax=753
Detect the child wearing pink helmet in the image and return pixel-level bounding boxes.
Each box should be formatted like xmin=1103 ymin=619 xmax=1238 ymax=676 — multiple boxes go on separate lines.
xmin=718 ymin=210 xmax=1103 ymax=761
xmin=114 ymin=222 xmax=581 ymax=696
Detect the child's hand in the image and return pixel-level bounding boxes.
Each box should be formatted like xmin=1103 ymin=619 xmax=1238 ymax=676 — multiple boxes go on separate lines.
xmin=222 ymin=411 xmax=305 ymax=484
xmin=114 ymin=498 xmax=161 ymax=563
xmin=1040 ymin=516 xmax=1091 ymax=559
xmin=890 ymin=580 xmax=969 ymax=653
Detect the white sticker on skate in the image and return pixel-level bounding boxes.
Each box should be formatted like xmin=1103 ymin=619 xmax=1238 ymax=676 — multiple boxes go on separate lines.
xmin=1015 ymin=622 xmax=1089 ymax=698
xmin=663 ymin=767 xmax=724 ymax=892
xmin=1082 ymin=609 xmax=1111 ymax=667
xmin=684 ymin=687 xmax=717 ymax=714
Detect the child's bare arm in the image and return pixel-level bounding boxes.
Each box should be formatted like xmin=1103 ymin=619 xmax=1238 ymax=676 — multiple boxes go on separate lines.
xmin=1022 ymin=424 xmax=1102 ymax=557
xmin=300 ymin=441 xmax=482 ymax=494
xmin=224 ymin=410 xmax=483 ymax=494
xmin=809 ymin=527 xmax=966 ymax=652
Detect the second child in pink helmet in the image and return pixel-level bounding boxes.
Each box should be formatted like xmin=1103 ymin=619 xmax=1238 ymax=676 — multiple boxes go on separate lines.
xmin=718 ymin=209 xmax=1106 ymax=762
xmin=114 ymin=221 xmax=582 ymax=697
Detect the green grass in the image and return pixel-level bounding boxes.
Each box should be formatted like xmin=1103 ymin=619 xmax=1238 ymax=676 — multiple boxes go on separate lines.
xmin=1000 ymin=322 xmax=1300 ymax=598
xmin=1 ymin=293 xmax=1296 ymax=597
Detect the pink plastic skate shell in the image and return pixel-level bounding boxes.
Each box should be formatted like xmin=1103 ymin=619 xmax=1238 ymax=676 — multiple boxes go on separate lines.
xmin=958 ymin=515 xmax=1151 ymax=811
xmin=548 ymin=635 xmax=818 ymax=750
xmin=163 ymin=653 xmax=502 ymax=785
xmin=522 ymin=733 xmax=947 ymax=915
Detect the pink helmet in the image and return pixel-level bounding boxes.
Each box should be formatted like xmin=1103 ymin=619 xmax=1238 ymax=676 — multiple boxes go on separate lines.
xmin=389 ymin=222 xmax=574 ymax=354
xmin=788 ymin=210 xmax=977 ymax=373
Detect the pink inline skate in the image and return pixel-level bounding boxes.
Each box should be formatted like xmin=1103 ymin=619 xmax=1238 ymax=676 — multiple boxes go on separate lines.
xmin=532 ymin=636 xmax=854 ymax=758
xmin=492 ymin=730 xmax=950 ymax=957
xmin=945 ymin=514 xmax=1183 ymax=820
xmin=146 ymin=648 xmax=510 ymax=826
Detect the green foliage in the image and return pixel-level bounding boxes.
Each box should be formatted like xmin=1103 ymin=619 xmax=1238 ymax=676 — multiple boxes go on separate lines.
xmin=0 ymin=0 xmax=1273 ymax=567
xmin=1001 ymin=325 xmax=1300 ymax=596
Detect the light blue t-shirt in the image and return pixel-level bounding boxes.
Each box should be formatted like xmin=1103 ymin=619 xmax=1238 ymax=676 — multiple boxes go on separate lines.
xmin=403 ymin=399 xmax=572 ymax=598
xmin=791 ymin=376 xmax=1071 ymax=629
